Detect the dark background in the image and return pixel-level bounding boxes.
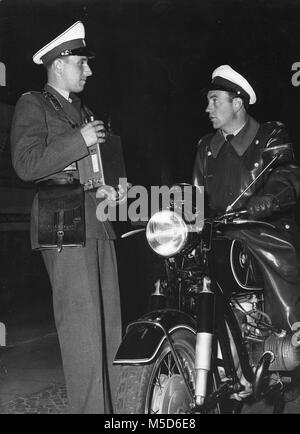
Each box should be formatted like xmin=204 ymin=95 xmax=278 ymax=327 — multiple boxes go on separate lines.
xmin=1 ymin=0 xmax=300 ymax=329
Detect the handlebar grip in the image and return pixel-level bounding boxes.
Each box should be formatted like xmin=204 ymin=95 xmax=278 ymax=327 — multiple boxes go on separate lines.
xmin=222 ymin=209 xmax=249 ymax=220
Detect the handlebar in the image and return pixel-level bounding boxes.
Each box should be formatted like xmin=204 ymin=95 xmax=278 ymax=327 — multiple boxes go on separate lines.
xmin=217 ymin=209 xmax=249 ymax=221
xmin=213 ymin=209 xmax=277 ymax=230
xmin=121 ymin=209 xmax=278 ymax=240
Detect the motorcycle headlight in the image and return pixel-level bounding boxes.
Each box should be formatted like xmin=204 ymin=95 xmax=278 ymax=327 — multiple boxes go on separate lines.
xmin=146 ymin=210 xmax=188 ymax=257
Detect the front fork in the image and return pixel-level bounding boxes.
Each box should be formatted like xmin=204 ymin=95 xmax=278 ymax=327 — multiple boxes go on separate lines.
xmin=194 ymin=276 xmax=215 ymax=406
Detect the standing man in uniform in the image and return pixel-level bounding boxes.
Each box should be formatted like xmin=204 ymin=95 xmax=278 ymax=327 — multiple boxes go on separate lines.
xmin=11 ymin=21 xmax=122 ymax=414
xmin=193 ymin=64 xmax=300 ymax=331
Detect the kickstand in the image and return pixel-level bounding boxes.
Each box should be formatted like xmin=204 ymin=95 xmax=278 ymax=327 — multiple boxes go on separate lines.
xmin=273 ymin=389 xmax=285 ymax=414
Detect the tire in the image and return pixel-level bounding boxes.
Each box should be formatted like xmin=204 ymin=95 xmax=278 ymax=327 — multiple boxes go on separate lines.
xmin=115 ymin=329 xmax=196 ymax=414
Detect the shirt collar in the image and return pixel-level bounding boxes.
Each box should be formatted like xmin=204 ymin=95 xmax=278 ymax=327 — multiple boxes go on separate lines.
xmin=222 ymin=121 xmax=246 ymax=139
xmin=209 ymin=116 xmax=260 ymax=158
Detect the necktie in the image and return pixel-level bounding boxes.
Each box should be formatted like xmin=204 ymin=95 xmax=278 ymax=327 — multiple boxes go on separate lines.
xmin=226 ymin=134 xmax=234 ymax=144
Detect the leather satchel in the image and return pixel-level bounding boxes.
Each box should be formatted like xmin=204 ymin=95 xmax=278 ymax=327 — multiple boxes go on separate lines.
xmin=37 ymin=182 xmax=85 ymax=251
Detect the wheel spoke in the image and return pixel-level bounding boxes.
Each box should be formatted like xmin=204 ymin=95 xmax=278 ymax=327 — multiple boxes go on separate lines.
xmin=161 ymin=352 xmax=174 ymax=376
xmin=168 ymin=353 xmax=177 ymax=377
xmin=154 ymin=368 xmax=164 ymax=389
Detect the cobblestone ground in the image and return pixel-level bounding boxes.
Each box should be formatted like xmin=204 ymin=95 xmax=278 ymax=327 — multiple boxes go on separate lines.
xmin=0 ymin=383 xmax=68 ymax=414
xmin=0 ymin=383 xmax=297 ymax=414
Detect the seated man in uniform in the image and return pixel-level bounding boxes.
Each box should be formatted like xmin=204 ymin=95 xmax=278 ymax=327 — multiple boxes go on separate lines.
xmin=193 ymin=64 xmax=300 ymax=332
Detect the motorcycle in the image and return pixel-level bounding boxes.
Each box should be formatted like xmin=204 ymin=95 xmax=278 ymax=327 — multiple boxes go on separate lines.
xmin=113 ymin=144 xmax=300 ymax=414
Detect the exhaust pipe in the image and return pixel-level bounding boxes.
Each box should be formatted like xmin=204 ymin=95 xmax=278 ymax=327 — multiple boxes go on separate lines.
xmin=253 ymin=351 xmax=274 ymax=398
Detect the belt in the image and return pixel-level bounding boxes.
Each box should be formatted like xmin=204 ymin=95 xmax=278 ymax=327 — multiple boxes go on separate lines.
xmin=37 ymin=177 xmax=80 ymax=187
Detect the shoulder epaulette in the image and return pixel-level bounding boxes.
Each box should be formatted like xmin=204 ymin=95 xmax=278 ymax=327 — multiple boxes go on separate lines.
xmin=22 ymin=91 xmax=41 ymax=96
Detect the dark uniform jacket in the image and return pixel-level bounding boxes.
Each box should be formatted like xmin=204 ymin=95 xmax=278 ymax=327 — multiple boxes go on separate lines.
xmin=193 ymin=116 xmax=300 ymax=329
xmin=11 ymin=84 xmax=115 ymax=249
xmin=193 ymin=116 xmax=300 ymax=244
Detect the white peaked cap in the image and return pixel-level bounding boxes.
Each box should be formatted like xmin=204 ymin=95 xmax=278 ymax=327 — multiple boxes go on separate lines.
xmin=211 ymin=64 xmax=256 ymax=104
xmin=33 ymin=21 xmax=93 ymax=65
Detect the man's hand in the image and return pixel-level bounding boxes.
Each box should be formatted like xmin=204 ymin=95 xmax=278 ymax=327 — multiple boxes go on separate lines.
xmin=80 ymin=120 xmax=106 ymax=148
xmin=247 ymin=194 xmax=280 ymax=219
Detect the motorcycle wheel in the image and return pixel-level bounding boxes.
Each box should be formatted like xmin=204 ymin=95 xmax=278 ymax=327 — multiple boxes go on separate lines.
xmin=115 ymin=329 xmax=223 ymax=414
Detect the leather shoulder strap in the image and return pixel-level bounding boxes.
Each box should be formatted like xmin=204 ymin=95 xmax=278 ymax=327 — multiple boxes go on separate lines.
xmin=41 ymin=90 xmax=78 ymax=128
xmin=81 ymin=104 xmax=94 ymax=123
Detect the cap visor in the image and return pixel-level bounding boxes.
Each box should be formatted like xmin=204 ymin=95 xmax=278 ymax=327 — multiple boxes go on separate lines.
xmin=68 ymin=47 xmax=95 ymax=58
xmin=201 ymin=83 xmax=239 ymax=95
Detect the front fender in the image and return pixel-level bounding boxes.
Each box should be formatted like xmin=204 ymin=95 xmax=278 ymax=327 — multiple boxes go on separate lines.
xmin=114 ymin=309 xmax=196 ymax=365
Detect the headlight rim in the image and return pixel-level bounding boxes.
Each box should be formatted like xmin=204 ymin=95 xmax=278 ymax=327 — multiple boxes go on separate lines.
xmin=146 ymin=209 xmax=189 ymax=257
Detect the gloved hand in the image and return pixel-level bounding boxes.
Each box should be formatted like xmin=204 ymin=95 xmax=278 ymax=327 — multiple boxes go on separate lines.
xmin=247 ymin=194 xmax=280 ymax=219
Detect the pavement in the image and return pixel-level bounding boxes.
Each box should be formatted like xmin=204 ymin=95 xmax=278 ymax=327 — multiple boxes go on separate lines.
xmin=0 ymin=325 xmax=299 ymax=415
xmin=0 ymin=300 xmax=298 ymax=414
xmin=0 ymin=317 xmax=68 ymax=414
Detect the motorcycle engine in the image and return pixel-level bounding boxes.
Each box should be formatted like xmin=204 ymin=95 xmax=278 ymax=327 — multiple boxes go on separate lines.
xmin=231 ymin=293 xmax=300 ymax=372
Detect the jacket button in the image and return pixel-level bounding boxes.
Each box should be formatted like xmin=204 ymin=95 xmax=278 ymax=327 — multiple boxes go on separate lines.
xmin=254 ymin=162 xmax=259 ymax=167
xmin=285 ymin=224 xmax=290 ymax=229
xmin=255 ymin=140 xmax=259 ymax=145
xmin=207 ymin=151 xmax=212 ymax=156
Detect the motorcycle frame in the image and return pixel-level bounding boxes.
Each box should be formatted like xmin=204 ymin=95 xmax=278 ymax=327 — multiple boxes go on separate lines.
xmin=214 ymin=283 xmax=255 ymax=385
xmin=115 ymin=220 xmax=265 ymax=408
xmin=114 ymin=279 xmax=255 ymax=407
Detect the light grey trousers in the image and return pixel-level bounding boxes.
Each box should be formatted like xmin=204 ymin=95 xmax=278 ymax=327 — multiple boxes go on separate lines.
xmin=42 ymin=238 xmax=122 ymax=414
